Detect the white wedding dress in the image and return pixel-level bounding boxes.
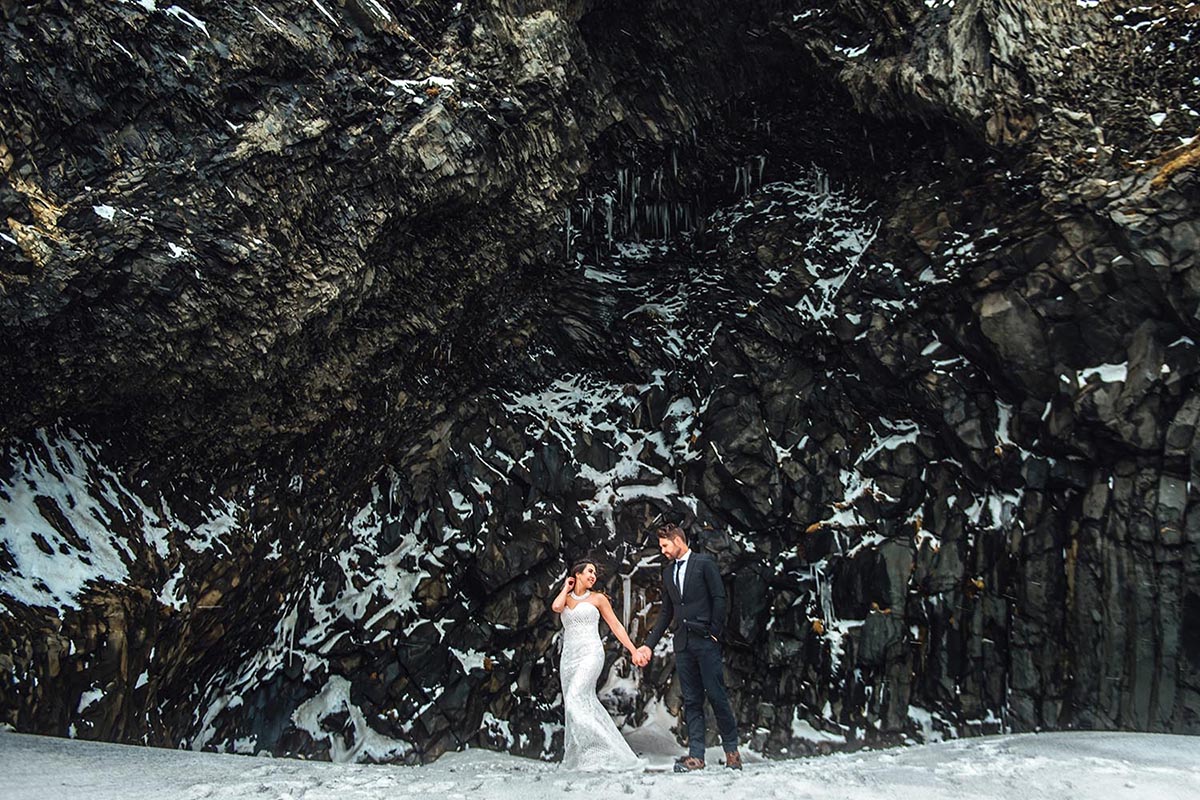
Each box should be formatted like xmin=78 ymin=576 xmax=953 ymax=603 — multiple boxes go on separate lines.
xmin=559 ymin=600 xmax=644 ymax=772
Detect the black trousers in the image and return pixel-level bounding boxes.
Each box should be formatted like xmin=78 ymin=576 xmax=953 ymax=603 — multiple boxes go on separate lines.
xmin=675 ymin=637 xmax=738 ymax=758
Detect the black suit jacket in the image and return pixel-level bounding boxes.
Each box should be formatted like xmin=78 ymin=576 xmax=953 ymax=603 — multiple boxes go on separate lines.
xmin=644 ymin=551 xmax=726 ymax=652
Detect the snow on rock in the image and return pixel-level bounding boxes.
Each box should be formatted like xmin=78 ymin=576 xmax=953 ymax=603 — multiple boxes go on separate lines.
xmin=0 ymin=430 xmax=139 ymax=610
xmin=291 ymin=676 xmax=414 ymax=763
xmin=0 ymin=428 xmax=248 ymax=612
xmin=164 ymin=5 xmax=210 ymax=36
xmin=1077 ymin=362 xmax=1129 ymax=385
xmin=184 ymin=480 xmax=457 ymax=762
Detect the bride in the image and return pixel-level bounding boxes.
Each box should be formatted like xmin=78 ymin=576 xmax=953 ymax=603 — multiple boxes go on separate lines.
xmin=551 ymin=560 xmax=645 ymax=772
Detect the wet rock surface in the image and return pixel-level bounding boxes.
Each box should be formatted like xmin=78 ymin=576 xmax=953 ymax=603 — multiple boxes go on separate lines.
xmin=2 ymin=0 xmax=1199 ymax=764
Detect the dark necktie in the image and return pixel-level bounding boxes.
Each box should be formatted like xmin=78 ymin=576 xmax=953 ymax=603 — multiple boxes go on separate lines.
xmin=674 ymin=560 xmax=684 ymax=595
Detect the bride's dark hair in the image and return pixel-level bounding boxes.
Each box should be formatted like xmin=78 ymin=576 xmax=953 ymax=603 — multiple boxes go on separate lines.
xmin=569 ymin=559 xmax=598 ymax=580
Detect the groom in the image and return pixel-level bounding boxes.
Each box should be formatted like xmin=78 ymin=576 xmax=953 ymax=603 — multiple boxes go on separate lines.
xmin=634 ymin=523 xmax=741 ymax=771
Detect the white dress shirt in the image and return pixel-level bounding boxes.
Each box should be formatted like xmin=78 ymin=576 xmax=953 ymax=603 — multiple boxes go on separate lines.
xmin=673 ymin=551 xmax=691 ymax=596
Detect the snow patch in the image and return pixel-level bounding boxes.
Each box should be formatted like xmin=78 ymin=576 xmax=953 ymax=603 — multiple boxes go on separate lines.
xmin=291 ymin=676 xmax=413 ymax=763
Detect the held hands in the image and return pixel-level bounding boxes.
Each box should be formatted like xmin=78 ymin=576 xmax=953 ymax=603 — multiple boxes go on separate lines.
xmin=631 ymin=645 xmax=652 ymax=668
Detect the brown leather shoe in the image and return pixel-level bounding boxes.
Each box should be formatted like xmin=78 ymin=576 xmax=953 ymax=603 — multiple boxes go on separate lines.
xmin=724 ymin=750 xmax=743 ymax=770
xmin=673 ymin=756 xmax=706 ymax=772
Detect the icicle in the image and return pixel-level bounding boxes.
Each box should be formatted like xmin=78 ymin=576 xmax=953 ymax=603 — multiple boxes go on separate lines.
xmin=629 ymin=175 xmax=640 ymax=234
xmin=564 ymin=208 xmax=572 ymax=261
xmin=672 ymin=147 xmax=678 ymax=181
xmin=756 ymin=155 xmax=766 ymax=185
xmin=623 ymin=573 xmax=632 ymax=630
xmin=736 ymin=164 xmax=751 ymax=197
xmin=604 ymin=193 xmax=614 ymax=244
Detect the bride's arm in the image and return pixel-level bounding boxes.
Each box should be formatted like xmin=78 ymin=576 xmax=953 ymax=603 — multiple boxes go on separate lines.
xmin=595 ymin=595 xmax=638 ymax=655
xmin=551 ymin=575 xmax=574 ymax=614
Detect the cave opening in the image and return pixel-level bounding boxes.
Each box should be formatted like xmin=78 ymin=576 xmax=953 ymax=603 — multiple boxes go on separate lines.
xmin=1 ymin=0 xmax=1198 ymax=771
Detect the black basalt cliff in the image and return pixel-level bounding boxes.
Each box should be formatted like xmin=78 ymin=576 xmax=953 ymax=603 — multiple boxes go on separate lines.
xmin=1 ymin=0 xmax=1198 ymax=763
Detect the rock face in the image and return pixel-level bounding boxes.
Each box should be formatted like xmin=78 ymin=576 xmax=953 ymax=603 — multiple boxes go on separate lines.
xmin=2 ymin=0 xmax=1199 ymax=763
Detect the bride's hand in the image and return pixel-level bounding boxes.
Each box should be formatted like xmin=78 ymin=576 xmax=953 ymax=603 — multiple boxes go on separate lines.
xmin=632 ymin=646 xmax=652 ymax=667
xmin=562 ymin=576 xmax=575 ymax=593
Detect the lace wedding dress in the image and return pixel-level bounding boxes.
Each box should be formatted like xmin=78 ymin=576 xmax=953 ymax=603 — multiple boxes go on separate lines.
xmin=559 ymin=599 xmax=644 ymax=772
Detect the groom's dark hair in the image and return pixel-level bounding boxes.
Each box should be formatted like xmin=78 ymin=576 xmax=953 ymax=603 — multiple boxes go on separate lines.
xmin=656 ymin=523 xmax=687 ymax=543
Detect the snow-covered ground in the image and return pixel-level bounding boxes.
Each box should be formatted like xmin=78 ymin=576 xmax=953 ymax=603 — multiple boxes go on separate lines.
xmin=3 ymin=729 xmax=1198 ymax=800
